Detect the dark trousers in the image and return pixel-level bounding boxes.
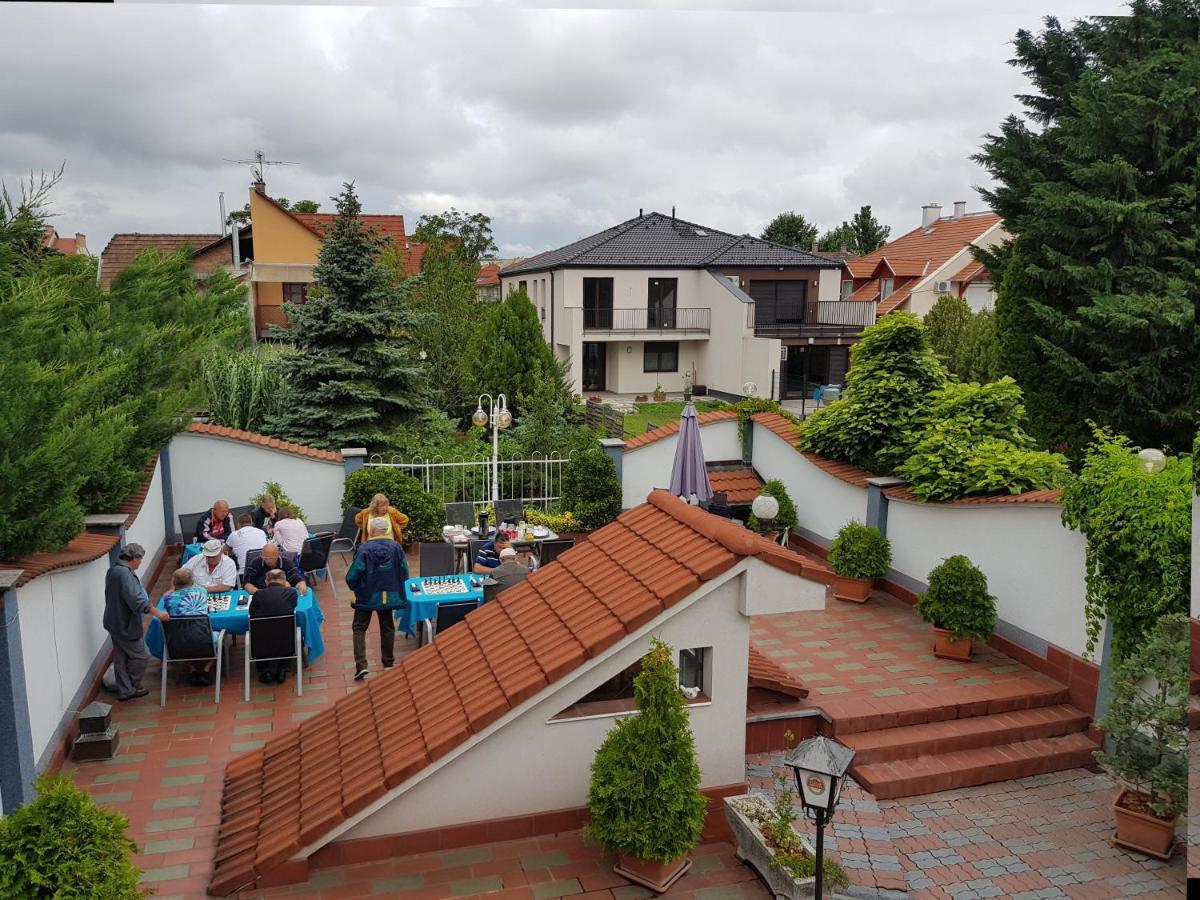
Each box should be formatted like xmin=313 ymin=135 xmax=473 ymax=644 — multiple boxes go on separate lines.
xmin=352 ymin=608 xmax=395 ymax=671
xmin=109 ymin=631 xmax=149 ymax=698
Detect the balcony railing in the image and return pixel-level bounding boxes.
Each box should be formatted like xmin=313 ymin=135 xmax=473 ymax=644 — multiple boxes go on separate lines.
xmin=583 ymin=307 xmax=711 ymax=332
xmin=748 ymin=300 xmax=876 ymax=337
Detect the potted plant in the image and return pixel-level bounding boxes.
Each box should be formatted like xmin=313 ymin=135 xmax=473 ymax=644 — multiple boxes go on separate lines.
xmin=1095 ymin=613 xmax=1188 ymax=859
xmin=634 ymin=394 xmax=649 ymax=403
xmin=652 ymin=383 xmax=667 ymax=402
xmin=825 ymin=521 xmax=890 ymax=602
xmin=585 ymin=640 xmax=706 ymax=892
xmin=915 ymin=555 xmax=996 ymax=661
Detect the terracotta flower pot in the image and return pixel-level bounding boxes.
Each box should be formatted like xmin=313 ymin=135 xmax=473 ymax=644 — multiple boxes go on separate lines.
xmin=833 ymin=575 xmax=872 ymax=603
xmin=932 ymin=627 xmax=972 ymax=661
xmin=614 ymin=853 xmax=692 ymax=893
xmin=1112 ymin=789 xmax=1177 ymax=859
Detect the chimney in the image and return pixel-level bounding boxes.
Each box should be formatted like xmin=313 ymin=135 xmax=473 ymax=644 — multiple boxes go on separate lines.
xmin=74 ymin=233 xmax=86 ymax=254
xmin=232 ymin=226 xmax=241 ymax=269
xmin=921 ymin=203 xmax=941 ymax=228
xmin=252 ymin=178 xmax=266 ymax=195
xmin=639 ymin=208 xmax=643 ymax=217
xmin=953 ymin=200 xmax=966 ymax=219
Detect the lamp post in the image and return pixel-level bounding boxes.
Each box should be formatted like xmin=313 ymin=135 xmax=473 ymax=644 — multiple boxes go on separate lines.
xmin=752 ymin=492 xmax=785 ymax=547
xmin=472 ymin=394 xmax=512 ymax=506
xmin=784 ymin=735 xmax=856 ymax=900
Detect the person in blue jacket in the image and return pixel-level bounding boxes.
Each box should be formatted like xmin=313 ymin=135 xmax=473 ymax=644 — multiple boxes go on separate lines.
xmin=345 ymin=516 xmax=409 ymax=681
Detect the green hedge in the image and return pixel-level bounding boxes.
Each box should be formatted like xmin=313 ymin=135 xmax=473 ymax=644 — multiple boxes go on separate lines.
xmin=342 ymin=467 xmax=445 ymax=542
xmin=561 ymin=448 xmax=622 ymax=531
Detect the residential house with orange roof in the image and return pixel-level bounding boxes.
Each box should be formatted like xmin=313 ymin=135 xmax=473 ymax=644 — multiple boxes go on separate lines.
xmin=42 ymin=225 xmax=89 ymax=256
xmin=842 ymin=201 xmax=1005 ymax=319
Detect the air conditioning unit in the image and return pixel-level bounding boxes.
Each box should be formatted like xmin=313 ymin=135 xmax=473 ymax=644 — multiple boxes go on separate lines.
xmin=935 ymin=280 xmax=951 ymax=293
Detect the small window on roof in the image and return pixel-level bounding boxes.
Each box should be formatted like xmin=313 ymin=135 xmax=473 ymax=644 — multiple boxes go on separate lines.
xmin=880 ymin=277 xmax=894 ymax=300
xmin=551 ymin=646 xmax=712 ymax=721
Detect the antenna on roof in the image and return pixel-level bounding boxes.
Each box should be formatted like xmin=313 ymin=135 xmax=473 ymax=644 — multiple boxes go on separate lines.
xmin=223 ymin=150 xmax=298 ymax=192
xmin=218 ymin=191 xmax=227 ymax=237
xmin=671 ymin=205 xmax=676 ymax=222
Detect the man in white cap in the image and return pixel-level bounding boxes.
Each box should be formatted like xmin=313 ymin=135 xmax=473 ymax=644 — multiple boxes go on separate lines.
xmin=184 ymin=538 xmax=238 ymax=592
xmin=489 ymin=546 xmax=530 ymax=593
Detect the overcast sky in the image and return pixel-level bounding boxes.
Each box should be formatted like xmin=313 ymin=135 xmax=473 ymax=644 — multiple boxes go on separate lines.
xmin=1 ymin=1 xmax=1127 ymax=258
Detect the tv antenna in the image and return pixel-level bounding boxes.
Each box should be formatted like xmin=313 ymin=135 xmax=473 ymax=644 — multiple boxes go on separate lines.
xmin=224 ymin=149 xmax=298 ymax=183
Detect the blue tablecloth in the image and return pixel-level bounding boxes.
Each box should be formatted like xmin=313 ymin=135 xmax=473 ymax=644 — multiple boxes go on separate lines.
xmin=399 ymin=575 xmax=484 ymax=636
xmin=145 ymin=588 xmax=325 ymax=661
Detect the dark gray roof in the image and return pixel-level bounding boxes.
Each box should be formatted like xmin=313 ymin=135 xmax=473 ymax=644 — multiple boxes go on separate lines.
xmin=501 ymin=212 xmax=841 ymax=275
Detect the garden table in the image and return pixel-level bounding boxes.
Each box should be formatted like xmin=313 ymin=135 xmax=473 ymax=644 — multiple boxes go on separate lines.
xmin=443 ymin=526 xmax=559 ymax=572
xmin=398 ymin=574 xmax=485 ymax=637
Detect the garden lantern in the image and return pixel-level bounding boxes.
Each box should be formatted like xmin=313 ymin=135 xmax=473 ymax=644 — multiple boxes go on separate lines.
xmin=1136 ymin=448 xmax=1166 ymax=474
xmin=751 ymin=493 xmax=779 ymax=524
xmin=474 ymin=394 xmax=511 ymax=504
xmin=784 ymin=735 xmax=856 ymax=899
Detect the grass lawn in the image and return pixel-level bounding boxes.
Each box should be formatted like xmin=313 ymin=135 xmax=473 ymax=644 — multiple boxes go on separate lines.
xmin=622 ymin=399 xmax=727 ymax=438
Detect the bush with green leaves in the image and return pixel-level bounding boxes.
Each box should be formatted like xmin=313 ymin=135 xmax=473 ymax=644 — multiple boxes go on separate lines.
xmin=916 ymin=555 xmax=996 ymax=643
xmin=251 ymin=481 xmax=305 ymax=523
xmin=561 ymin=448 xmax=622 ymax=531
xmin=826 ymin=521 xmax=891 ymax=579
xmin=342 ymin=467 xmax=445 ymax=542
xmin=1060 ymin=429 xmax=1191 ymax=661
xmin=202 ymin=349 xmax=290 ymax=434
xmin=585 ymin=639 xmax=706 ymax=863
xmin=0 ymin=774 xmax=147 ymax=899
xmin=746 ymin=479 xmax=798 ymax=535
xmin=1094 ymin=613 xmax=1188 ymax=820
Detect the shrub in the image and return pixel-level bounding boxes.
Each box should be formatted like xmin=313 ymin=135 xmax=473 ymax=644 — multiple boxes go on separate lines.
xmin=342 ymin=467 xmax=445 ymax=542
xmin=1094 ymin=613 xmax=1188 ymax=820
xmin=746 ymin=479 xmax=798 ymax=535
xmin=585 ymin=639 xmax=706 ymax=862
xmin=523 ymin=507 xmax=582 ymax=532
xmin=251 ymin=481 xmax=305 ymax=523
xmin=561 ymin=448 xmax=622 ymax=531
xmin=0 ymin=774 xmax=148 ymax=899
xmin=916 ymin=555 xmax=997 ymax=643
xmin=826 ymin=521 xmax=891 ymax=579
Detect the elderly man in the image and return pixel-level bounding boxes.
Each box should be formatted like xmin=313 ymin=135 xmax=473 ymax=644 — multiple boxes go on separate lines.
xmin=490 ymin=547 xmax=531 ymax=592
xmin=249 ymin=569 xmax=300 ymax=684
xmin=161 ymin=568 xmax=217 ymax=685
xmin=196 ymin=500 xmax=234 ymax=544
xmin=346 ymin=516 xmax=409 ymax=681
xmin=103 ymin=543 xmax=169 ymax=701
xmin=472 ymin=533 xmax=513 ymax=573
xmin=184 ymin=539 xmax=238 ymax=592
xmin=244 ymin=541 xmax=307 ymax=595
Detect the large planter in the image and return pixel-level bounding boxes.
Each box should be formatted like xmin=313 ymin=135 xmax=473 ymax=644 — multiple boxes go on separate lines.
xmin=932 ymin=627 xmax=972 ymax=661
xmin=724 ymin=795 xmax=817 ymax=899
xmin=1111 ymin=789 xmax=1177 ymax=859
xmin=832 ymin=575 xmax=872 ymax=603
xmin=613 ymin=853 xmax=691 ymax=893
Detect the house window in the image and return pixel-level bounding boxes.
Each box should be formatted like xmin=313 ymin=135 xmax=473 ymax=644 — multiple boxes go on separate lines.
xmin=552 ymin=646 xmax=712 ymax=720
xmin=840 ymin=280 xmax=853 ymax=300
xmin=648 ymin=277 xmax=677 ymax=328
xmin=283 ymin=283 xmax=309 ymax=304
xmin=644 ymin=341 xmax=678 ymax=373
xmin=879 ymin=278 xmax=894 ymax=300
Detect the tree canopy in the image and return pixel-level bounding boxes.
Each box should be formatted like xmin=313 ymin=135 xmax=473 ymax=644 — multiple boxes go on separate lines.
xmin=227 ymin=197 xmax=319 ymax=228
xmin=761 ymin=211 xmax=818 ymax=250
xmin=412 ymin=207 xmax=497 ymax=264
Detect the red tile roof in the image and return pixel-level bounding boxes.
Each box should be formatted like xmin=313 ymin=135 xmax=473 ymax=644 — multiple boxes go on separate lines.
xmin=290 ymin=213 xmax=425 ymax=275
xmin=115 ymin=455 xmax=159 ymax=528
xmin=883 ymin=486 xmax=1063 ymax=506
xmin=99 ymin=233 xmax=222 ymax=290
xmin=952 ymin=259 xmax=991 ymax=283
xmin=184 ymin=423 xmax=343 ymax=463
xmin=876 ymin=256 xmax=930 ymax=278
xmin=750 ymin=411 xmax=801 ymax=444
xmin=208 ymin=490 xmax=829 ymax=895
xmin=476 ymin=263 xmax=502 ymax=287
xmin=747 ymin=645 xmax=808 ymax=699
xmin=9 ymin=533 xmax=119 ymax=587
xmin=708 ymin=467 xmax=764 ymax=504
xmin=844 ymin=212 xmax=1000 ymax=281
xmin=624 ymin=408 xmax=740 ymax=451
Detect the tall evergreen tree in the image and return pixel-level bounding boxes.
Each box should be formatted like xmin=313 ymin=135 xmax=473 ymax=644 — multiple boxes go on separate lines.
xmin=975 ymin=1 xmax=1198 ymax=455
xmin=761 ymin=211 xmax=819 ymax=250
xmin=269 ymin=183 xmax=428 ymax=449
xmin=848 ymin=205 xmax=890 ymax=254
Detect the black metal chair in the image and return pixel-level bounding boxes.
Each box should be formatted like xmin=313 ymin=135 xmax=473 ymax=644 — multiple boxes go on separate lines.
xmin=177 ymin=511 xmax=208 ymax=545
xmin=444 ymin=502 xmax=476 ymax=527
xmin=424 ymin=600 xmax=477 ymax=645
xmin=418 ymin=542 xmax=456 ymax=577
xmin=160 ymin=615 xmax=226 ymax=707
xmin=229 ymin=504 xmax=254 ymax=523
xmin=244 ymin=613 xmax=303 ymax=701
xmin=299 ymin=533 xmax=337 ymax=600
xmin=330 ymin=507 xmax=362 ymax=556
xmin=538 ymin=539 xmax=576 ymax=567
xmin=240 ymin=548 xmax=264 ymax=589
xmin=493 ymin=499 xmax=523 ymax=524
xmin=467 ymin=539 xmax=491 ymax=571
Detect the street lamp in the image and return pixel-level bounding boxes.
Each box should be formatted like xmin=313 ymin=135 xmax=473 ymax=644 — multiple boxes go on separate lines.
xmin=473 ymin=394 xmax=512 ymax=505
xmin=1136 ymin=448 xmax=1166 ymax=474
xmin=784 ymin=735 xmax=856 ymax=900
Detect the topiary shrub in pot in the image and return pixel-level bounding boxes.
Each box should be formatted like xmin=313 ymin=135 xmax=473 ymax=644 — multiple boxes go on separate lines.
xmin=826 ymin=521 xmax=891 ymax=602
xmin=0 ymin=774 xmax=148 ymax=898
xmin=585 ymin=639 xmax=706 ymax=892
xmin=916 ymin=555 xmax=996 ymax=660
xmin=1095 ymin=613 xmax=1188 ymax=859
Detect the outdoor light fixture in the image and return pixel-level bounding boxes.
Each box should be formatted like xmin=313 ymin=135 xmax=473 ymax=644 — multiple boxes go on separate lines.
xmin=784 ymin=735 xmax=856 ymax=899
xmin=476 ymin=394 xmax=511 ymax=504
xmin=1136 ymin=448 xmax=1166 ymax=474
xmin=743 ymin=381 xmax=758 ymax=397
xmin=751 ymin=493 xmax=779 ymax=523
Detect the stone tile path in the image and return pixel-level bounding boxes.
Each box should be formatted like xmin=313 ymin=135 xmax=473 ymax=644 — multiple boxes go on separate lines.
xmin=1188 ymin=734 xmax=1198 ymax=879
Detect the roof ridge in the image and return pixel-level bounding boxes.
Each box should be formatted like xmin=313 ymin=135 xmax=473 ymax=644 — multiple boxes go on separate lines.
xmin=184 ymin=422 xmax=343 ymax=463
xmin=556 ymin=212 xmax=655 ymax=265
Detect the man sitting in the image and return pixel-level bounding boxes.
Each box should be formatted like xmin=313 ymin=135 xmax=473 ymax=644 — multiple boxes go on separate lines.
xmin=472 ymin=533 xmax=513 ymax=573
xmin=195 ymin=500 xmax=234 ymax=544
xmin=184 ymin=539 xmax=238 ymax=593
xmin=161 ymin=567 xmax=217 ymax=686
xmin=249 ymin=568 xmax=299 ymax=684
xmin=244 ymin=542 xmax=308 ymax=596
xmin=490 ymin=547 xmax=530 ymax=593
xmin=225 ymin=515 xmax=267 ymax=574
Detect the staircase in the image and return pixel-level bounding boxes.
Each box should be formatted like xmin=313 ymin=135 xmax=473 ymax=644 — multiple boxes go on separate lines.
xmin=834 ymin=685 xmax=1099 ymax=800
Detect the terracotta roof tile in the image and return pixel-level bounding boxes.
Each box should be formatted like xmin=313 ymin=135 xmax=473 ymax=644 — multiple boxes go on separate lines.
xmin=184 ymin=422 xmax=342 ymax=462
xmin=707 ymin=467 xmax=764 ymax=504
xmin=844 ymin=212 xmax=1001 ymax=281
xmin=952 ymin=259 xmax=989 ymax=283
xmin=476 ymin=263 xmax=502 ymax=286
xmin=750 ymin=411 xmax=802 ymax=444
xmin=748 ymin=645 xmax=808 ymax=699
xmin=208 ymin=489 xmax=826 ymax=894
xmin=624 ymin=407 xmax=740 ymax=451
xmin=883 ymin=485 xmax=1063 ymax=506
xmin=7 ymin=532 xmax=119 ymax=586
xmin=99 ymin=233 xmax=221 ymax=290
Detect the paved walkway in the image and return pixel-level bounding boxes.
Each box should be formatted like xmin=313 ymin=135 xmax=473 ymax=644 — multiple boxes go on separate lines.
xmin=1188 ymin=734 xmax=1198 ymax=879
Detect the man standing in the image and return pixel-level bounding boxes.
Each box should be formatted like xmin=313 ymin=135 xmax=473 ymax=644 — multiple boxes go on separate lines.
xmin=103 ymin=543 xmax=169 ymax=701
xmin=346 ymin=517 xmax=409 ymax=681
xmin=249 ymin=569 xmax=299 ymax=684
xmin=184 ymin=539 xmax=238 ymax=592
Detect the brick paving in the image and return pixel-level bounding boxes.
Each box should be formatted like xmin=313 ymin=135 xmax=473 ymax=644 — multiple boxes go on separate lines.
xmin=1189 ymin=733 xmax=1199 ymax=879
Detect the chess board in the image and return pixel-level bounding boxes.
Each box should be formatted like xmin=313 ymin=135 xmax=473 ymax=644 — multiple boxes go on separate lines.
xmin=420 ymin=578 xmax=470 ymax=595
xmin=405 ymin=575 xmax=483 ymax=605
xmin=207 ymin=595 xmax=232 ymax=613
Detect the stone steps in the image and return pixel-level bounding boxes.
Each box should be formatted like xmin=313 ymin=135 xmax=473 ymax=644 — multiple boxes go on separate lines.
xmin=825 ymin=683 xmax=1072 ymax=736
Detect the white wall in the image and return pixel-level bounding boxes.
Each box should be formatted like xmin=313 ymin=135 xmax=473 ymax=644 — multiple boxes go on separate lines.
xmin=817 ymin=268 xmax=841 ymax=302
xmin=168 ymin=432 xmax=345 ymax=531
xmin=907 ymin=223 xmax=1006 ymax=317
xmin=125 ymin=456 xmax=166 ymax=572
xmin=621 ymin=419 xmax=742 ymax=509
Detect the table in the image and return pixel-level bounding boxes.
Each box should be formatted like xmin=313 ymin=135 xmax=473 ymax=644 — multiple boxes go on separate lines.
xmin=182 ymin=533 xmax=318 ymax=564
xmin=399 ymin=574 xmax=484 ymax=637
xmin=145 ymin=587 xmax=325 ymax=661
xmin=444 ymin=527 xmax=559 ymax=571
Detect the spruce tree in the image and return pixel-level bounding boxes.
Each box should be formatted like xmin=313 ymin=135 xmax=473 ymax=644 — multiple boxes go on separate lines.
xmin=848 ymin=205 xmax=890 ymax=254
xmin=269 ymin=183 xmax=428 ymax=449
xmin=975 ymin=1 xmax=1198 ymax=455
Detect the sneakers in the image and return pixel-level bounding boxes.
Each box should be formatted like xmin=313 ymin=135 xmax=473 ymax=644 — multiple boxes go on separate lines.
xmin=118 ymin=688 xmax=149 ymax=702
xmin=354 ymin=668 xmax=368 ymax=681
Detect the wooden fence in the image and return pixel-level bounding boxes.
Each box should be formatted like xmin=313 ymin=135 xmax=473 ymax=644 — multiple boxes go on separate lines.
xmin=584 ymin=401 xmax=625 ymax=438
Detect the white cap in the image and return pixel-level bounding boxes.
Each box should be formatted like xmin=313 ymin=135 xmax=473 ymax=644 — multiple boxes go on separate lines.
xmin=499 ymin=547 xmax=517 ymax=559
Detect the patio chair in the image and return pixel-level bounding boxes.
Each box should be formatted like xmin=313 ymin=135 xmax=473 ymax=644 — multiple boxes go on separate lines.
xmin=244 ymin=613 xmax=303 ymax=702
xmin=299 ymin=533 xmax=337 ymax=601
xmin=467 ymin=539 xmax=490 ymax=571
xmin=481 ymin=577 xmax=502 ymax=606
xmin=418 ymin=542 xmax=456 ymax=577
xmin=160 ymin=615 xmax=226 ymax=707
xmin=538 ymin=539 xmax=576 ymax=567
xmin=444 ymin=502 xmax=476 ymax=527
xmin=330 ymin=506 xmax=361 ymax=556
xmin=177 ymin=510 xmax=208 ymax=545
xmin=229 ymin=504 xmax=254 ymax=523
xmin=493 ymin=499 xmax=523 ymax=524
xmin=417 ymin=599 xmax=477 ymax=646
xmin=240 ymin=548 xmax=263 ymax=589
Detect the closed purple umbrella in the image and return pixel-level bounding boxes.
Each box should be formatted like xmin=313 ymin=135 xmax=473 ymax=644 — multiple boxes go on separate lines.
xmin=669 ymin=401 xmax=713 ymax=503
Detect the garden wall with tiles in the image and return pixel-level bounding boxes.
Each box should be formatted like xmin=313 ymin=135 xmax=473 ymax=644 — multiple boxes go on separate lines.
xmin=620 ymin=416 xmax=741 ymax=508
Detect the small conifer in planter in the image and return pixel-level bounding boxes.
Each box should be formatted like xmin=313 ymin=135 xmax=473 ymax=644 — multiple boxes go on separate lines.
xmin=826 ymin=521 xmax=891 ymax=602
xmin=585 ymin=639 xmax=706 ymax=892
xmin=916 ymin=555 xmax=996 ymax=660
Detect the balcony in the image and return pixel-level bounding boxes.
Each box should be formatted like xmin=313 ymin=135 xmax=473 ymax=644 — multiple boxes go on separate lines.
xmin=583 ymin=307 xmax=711 ymax=334
xmin=748 ymin=300 xmax=876 ymax=338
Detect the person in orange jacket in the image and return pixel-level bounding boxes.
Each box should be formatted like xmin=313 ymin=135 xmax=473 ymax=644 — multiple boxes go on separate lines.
xmin=354 ymin=493 xmax=409 ymax=544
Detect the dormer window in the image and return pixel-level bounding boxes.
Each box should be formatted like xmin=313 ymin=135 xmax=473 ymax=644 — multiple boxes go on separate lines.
xmin=880 ymin=278 xmax=894 ymax=300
